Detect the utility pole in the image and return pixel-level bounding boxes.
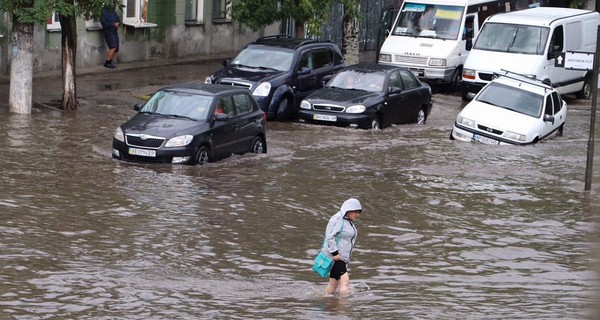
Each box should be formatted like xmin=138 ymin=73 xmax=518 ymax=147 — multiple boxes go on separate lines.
xmin=584 ymin=1 xmax=600 ymax=191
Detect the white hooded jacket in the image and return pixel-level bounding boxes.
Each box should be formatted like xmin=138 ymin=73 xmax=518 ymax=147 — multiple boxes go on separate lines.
xmin=320 ymin=198 xmax=362 ymax=263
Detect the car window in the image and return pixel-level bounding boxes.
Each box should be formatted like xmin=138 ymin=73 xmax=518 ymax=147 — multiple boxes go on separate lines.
xmin=399 ymin=70 xmax=418 ymax=89
xmin=233 ymin=94 xmax=254 ymax=115
xmin=142 ymin=90 xmax=211 ymax=121
xmin=389 ymin=71 xmax=403 ymax=89
xmin=476 ymin=82 xmax=543 ymax=118
xmin=298 ymin=51 xmax=313 ymax=71
xmin=332 ymin=48 xmax=344 ymax=65
xmin=231 ymin=46 xmax=294 ymax=72
xmin=544 ymin=95 xmax=553 ymax=116
xmin=215 ymin=96 xmax=235 ymax=116
xmin=312 ymin=48 xmax=332 ymax=69
xmin=551 ymin=92 xmax=562 ymax=114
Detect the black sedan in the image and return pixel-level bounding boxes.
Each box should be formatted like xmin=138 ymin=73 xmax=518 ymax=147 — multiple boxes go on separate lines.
xmin=112 ymin=83 xmax=267 ymax=165
xmin=298 ymin=63 xmax=432 ymax=130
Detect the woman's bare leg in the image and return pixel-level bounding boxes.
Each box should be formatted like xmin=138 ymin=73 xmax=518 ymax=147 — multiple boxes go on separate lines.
xmin=325 ymin=278 xmax=339 ymax=294
xmin=338 ymin=273 xmax=351 ymax=296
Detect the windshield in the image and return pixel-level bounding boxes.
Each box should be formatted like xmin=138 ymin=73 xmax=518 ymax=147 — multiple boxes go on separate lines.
xmin=327 ymin=70 xmax=386 ymax=93
xmin=474 ymin=23 xmax=549 ymax=54
xmin=141 ymin=90 xmax=212 ymax=121
xmin=231 ymin=47 xmax=294 ymax=72
xmin=476 ymin=82 xmax=543 ymax=118
xmin=392 ymin=3 xmax=464 ymax=40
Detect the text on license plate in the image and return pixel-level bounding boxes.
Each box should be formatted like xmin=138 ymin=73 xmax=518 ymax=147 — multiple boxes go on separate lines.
xmin=472 ymin=134 xmax=499 ymax=145
xmin=313 ymin=114 xmax=337 ymax=122
xmin=128 ymin=147 xmax=157 ymax=157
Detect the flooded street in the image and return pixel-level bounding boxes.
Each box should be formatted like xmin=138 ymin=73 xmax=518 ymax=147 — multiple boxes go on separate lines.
xmin=1 ymin=63 xmax=599 ymax=319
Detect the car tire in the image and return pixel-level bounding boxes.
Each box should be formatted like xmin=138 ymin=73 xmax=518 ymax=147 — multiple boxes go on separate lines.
xmin=447 ymin=68 xmax=461 ymax=93
xmin=576 ymin=75 xmax=592 ymax=100
xmin=250 ymin=136 xmax=267 ymax=153
xmin=449 ymin=130 xmax=455 ymax=140
xmin=557 ymin=124 xmax=564 ymax=137
xmin=369 ymin=116 xmax=381 ymax=130
xmin=195 ymin=146 xmax=211 ymax=165
xmin=416 ymin=107 xmax=427 ymax=125
xmin=275 ymin=97 xmax=290 ymax=122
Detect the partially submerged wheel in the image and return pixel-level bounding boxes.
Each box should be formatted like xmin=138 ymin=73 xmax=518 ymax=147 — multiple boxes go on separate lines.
xmin=416 ymin=107 xmax=426 ymax=125
xmin=369 ymin=116 xmax=381 ymax=130
xmin=275 ymin=98 xmax=290 ymax=121
xmin=250 ymin=136 xmax=266 ymax=153
xmin=195 ymin=146 xmax=211 ymax=165
xmin=557 ymin=124 xmax=564 ymax=137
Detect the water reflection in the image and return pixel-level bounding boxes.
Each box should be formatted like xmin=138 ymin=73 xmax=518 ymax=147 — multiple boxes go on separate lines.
xmin=0 ymin=94 xmax=598 ymax=319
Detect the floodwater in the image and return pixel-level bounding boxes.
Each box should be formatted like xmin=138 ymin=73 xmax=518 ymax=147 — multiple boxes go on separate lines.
xmin=1 ymin=70 xmax=600 ymax=319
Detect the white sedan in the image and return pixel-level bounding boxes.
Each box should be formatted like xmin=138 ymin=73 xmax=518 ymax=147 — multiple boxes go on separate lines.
xmin=451 ymin=73 xmax=566 ymax=145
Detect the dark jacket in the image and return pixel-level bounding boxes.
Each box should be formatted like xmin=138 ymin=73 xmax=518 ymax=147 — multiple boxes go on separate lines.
xmin=101 ymin=7 xmax=120 ymax=33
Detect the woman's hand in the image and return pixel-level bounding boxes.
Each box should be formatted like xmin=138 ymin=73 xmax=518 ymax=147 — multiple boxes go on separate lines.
xmin=333 ymin=254 xmax=341 ymax=261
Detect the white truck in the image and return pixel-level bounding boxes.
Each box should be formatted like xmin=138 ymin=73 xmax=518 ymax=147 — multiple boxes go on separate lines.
xmin=460 ymin=7 xmax=600 ymax=100
xmin=378 ymin=0 xmax=543 ymax=90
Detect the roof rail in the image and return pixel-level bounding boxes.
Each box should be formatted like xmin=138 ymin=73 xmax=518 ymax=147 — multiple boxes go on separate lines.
xmin=495 ymin=69 xmax=553 ymax=90
xmin=255 ymin=35 xmax=293 ymax=42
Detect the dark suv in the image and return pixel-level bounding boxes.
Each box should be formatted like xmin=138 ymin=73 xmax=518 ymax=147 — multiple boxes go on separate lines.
xmin=205 ymin=35 xmax=345 ymax=121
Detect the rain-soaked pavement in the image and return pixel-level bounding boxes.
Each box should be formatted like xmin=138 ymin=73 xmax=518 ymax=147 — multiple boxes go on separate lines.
xmin=1 ymin=59 xmax=600 ymax=319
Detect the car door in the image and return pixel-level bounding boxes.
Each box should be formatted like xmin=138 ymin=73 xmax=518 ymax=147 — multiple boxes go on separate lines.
xmin=294 ymin=50 xmax=320 ymax=101
xmin=398 ymin=70 xmax=423 ymax=123
xmin=232 ymin=93 xmax=258 ymax=153
xmin=541 ymin=94 xmax=560 ymax=139
xmin=211 ymin=95 xmax=238 ymax=157
xmin=383 ymin=71 xmax=404 ymax=125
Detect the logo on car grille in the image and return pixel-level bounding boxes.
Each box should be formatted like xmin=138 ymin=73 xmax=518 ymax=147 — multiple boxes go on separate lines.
xmin=140 ymin=134 xmax=148 ymax=140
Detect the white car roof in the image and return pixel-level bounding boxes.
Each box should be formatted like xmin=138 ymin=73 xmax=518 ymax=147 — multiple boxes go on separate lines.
xmin=486 ymin=7 xmax=594 ymax=27
xmin=488 ymin=74 xmax=553 ymax=96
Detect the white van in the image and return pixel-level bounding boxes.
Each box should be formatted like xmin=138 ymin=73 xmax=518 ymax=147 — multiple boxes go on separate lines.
xmin=460 ymin=7 xmax=599 ymax=99
xmin=378 ymin=0 xmax=543 ymax=89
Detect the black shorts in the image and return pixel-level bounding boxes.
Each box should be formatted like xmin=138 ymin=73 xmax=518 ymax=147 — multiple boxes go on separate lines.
xmin=103 ymin=31 xmax=119 ymax=52
xmin=329 ymin=260 xmax=347 ymax=280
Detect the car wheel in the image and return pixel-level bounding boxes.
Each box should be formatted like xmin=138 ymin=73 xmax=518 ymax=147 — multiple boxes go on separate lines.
xmin=250 ymin=136 xmax=266 ymax=153
xmin=448 ymin=68 xmax=461 ymax=92
xmin=195 ymin=146 xmax=211 ymax=165
xmin=416 ymin=107 xmax=427 ymax=125
xmin=369 ymin=116 xmax=381 ymax=130
xmin=449 ymin=130 xmax=455 ymax=140
xmin=557 ymin=124 xmax=564 ymax=137
xmin=576 ymin=75 xmax=592 ymax=99
xmin=275 ymin=98 xmax=290 ymax=122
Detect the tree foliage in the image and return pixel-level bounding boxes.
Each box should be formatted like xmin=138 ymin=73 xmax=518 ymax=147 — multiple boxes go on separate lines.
xmin=230 ymin=0 xmax=360 ymax=37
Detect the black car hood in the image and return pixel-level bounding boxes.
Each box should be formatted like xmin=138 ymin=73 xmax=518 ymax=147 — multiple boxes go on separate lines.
xmin=121 ymin=113 xmax=208 ymax=138
xmin=306 ymin=87 xmax=382 ymax=105
xmin=212 ymin=66 xmax=284 ymax=83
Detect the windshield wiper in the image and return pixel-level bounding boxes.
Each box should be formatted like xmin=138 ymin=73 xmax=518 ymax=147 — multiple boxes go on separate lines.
xmin=163 ymin=114 xmax=196 ymax=120
xmin=478 ymin=99 xmax=499 ymax=107
xmin=256 ymin=66 xmax=279 ymax=72
xmin=232 ymin=63 xmax=258 ymax=69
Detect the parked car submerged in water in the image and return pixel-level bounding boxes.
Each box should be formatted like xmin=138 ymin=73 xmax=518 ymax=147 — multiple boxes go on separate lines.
xmin=205 ymin=35 xmax=345 ymax=121
xmin=112 ymin=83 xmax=267 ymax=165
xmin=451 ymin=72 xmax=566 ymax=145
xmin=297 ymin=63 xmax=432 ymax=130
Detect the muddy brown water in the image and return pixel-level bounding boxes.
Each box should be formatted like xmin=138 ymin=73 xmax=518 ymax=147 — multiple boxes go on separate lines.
xmin=1 ymin=66 xmax=599 ymax=319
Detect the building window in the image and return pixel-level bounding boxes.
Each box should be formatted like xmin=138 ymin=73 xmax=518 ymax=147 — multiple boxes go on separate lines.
xmin=186 ymin=0 xmax=204 ymax=23
xmin=212 ymin=0 xmax=231 ymax=21
xmin=47 ymin=12 xmax=61 ymax=32
xmin=123 ymin=0 xmax=148 ymax=24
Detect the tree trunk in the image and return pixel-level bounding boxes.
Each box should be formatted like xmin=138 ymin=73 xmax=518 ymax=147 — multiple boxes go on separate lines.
xmin=60 ymin=13 xmax=78 ymax=111
xmin=295 ymin=20 xmax=305 ymax=39
xmin=9 ymin=20 xmax=34 ymax=114
xmin=342 ymin=4 xmax=360 ymax=65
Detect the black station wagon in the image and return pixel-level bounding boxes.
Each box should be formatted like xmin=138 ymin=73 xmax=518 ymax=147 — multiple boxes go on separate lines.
xmin=112 ymin=83 xmax=267 ymax=165
xmin=205 ymin=35 xmax=345 ymax=121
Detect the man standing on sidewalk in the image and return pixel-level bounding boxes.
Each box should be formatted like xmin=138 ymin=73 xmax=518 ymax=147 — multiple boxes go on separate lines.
xmin=101 ymin=4 xmax=120 ymax=69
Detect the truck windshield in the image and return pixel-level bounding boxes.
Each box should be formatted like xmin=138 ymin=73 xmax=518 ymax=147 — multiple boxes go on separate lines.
xmin=392 ymin=2 xmax=464 ymax=40
xmin=474 ymin=23 xmax=549 ymax=55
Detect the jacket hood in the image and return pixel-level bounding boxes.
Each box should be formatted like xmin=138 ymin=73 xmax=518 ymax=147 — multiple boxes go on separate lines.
xmin=340 ymin=198 xmax=362 ymax=216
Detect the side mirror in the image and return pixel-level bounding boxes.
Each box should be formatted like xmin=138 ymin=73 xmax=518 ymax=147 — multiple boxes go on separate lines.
xmin=388 ymin=86 xmax=402 ymax=94
xmin=214 ymin=113 xmax=229 ymax=121
xmin=222 ymin=59 xmax=229 ymax=67
xmin=543 ymin=114 xmax=555 ymax=124
xmin=466 ymin=92 xmax=476 ymax=100
xmin=134 ymin=103 xmax=143 ymax=111
xmin=298 ymin=67 xmax=311 ymax=75
xmin=466 ymin=39 xmax=472 ymax=51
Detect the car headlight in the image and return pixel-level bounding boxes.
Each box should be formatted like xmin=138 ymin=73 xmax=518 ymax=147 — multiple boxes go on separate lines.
xmin=379 ymin=53 xmax=392 ymax=63
xmin=429 ymin=58 xmax=446 ymax=66
xmin=462 ymin=68 xmax=475 ymax=80
xmin=114 ymin=127 xmax=124 ymax=142
xmin=457 ymin=115 xmax=476 ymax=128
xmin=204 ymin=76 xmax=213 ymax=84
xmin=346 ymin=105 xmax=366 ymax=113
xmin=252 ymin=82 xmax=271 ymax=97
xmin=300 ymin=100 xmax=312 ymax=110
xmin=165 ymin=135 xmax=193 ymax=147
xmin=503 ymin=130 xmax=526 ymax=141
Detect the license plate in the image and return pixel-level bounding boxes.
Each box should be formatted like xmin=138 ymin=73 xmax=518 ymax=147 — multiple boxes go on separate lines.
xmin=313 ymin=114 xmax=337 ymax=122
xmin=128 ymin=147 xmax=156 ymax=157
xmin=472 ymin=134 xmax=499 ymax=145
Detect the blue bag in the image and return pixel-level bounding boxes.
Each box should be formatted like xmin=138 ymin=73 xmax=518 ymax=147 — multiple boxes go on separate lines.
xmin=312 ymin=219 xmax=344 ymax=278
xmin=312 ymin=252 xmax=333 ymax=278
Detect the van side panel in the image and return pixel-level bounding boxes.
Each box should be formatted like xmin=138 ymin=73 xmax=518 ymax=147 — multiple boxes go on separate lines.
xmin=565 ymin=22 xmax=581 ymax=51
xmin=583 ymin=19 xmax=597 ymax=48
